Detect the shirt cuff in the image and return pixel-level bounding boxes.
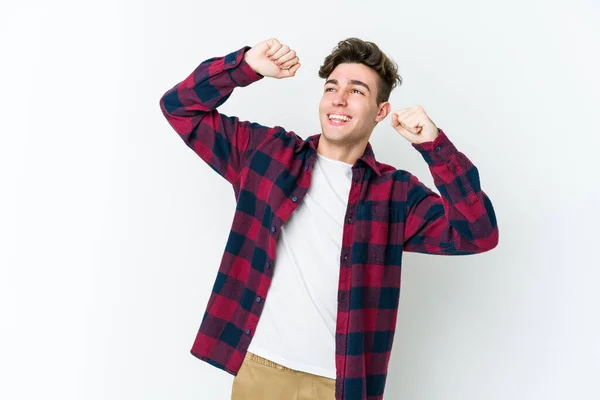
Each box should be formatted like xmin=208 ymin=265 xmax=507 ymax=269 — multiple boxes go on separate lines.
xmin=411 ymin=128 xmax=458 ymax=165
xmin=223 ymin=46 xmax=264 ymax=87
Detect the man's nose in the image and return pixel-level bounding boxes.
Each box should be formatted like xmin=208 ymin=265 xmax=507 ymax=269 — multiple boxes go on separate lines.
xmin=332 ymin=92 xmax=347 ymax=106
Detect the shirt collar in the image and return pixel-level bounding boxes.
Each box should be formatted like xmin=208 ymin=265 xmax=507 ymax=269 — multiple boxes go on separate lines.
xmin=296 ymin=133 xmax=382 ymax=177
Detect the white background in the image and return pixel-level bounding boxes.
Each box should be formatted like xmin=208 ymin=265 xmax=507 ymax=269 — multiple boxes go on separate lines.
xmin=1 ymin=0 xmax=599 ymax=399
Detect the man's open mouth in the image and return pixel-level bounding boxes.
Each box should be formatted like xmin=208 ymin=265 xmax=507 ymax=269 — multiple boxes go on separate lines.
xmin=327 ymin=113 xmax=353 ymax=126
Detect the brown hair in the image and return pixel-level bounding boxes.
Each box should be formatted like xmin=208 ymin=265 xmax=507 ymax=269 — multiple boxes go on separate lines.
xmin=318 ymin=38 xmax=402 ymax=105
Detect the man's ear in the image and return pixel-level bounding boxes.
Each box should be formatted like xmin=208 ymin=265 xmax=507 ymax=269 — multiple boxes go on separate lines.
xmin=375 ymin=102 xmax=391 ymax=123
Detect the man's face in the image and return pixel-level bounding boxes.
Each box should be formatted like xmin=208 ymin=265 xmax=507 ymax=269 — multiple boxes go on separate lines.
xmin=318 ymin=62 xmax=390 ymax=146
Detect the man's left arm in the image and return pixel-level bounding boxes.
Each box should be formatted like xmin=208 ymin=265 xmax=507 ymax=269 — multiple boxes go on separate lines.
xmin=391 ymin=106 xmax=499 ymax=255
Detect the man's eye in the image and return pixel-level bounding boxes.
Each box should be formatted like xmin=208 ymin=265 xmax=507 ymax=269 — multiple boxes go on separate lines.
xmin=325 ymin=88 xmax=363 ymax=94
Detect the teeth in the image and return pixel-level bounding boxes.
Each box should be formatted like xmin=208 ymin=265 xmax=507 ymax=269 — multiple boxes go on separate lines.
xmin=329 ymin=114 xmax=351 ymax=122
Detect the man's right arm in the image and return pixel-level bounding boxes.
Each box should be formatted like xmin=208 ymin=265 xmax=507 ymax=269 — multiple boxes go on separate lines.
xmin=158 ymin=46 xmax=278 ymax=185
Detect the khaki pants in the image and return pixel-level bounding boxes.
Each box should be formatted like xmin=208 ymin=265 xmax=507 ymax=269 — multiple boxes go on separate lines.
xmin=231 ymin=351 xmax=336 ymax=400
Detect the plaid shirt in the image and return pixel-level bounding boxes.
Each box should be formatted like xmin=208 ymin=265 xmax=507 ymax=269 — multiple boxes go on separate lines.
xmin=159 ymin=45 xmax=499 ymax=400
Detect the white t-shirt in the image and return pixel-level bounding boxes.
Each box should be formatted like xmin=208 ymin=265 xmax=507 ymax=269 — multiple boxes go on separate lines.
xmin=247 ymin=151 xmax=353 ymax=379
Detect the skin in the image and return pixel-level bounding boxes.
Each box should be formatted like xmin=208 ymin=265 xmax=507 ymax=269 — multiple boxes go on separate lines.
xmin=317 ymin=62 xmax=390 ymax=164
xmin=243 ymin=38 xmax=440 ymax=166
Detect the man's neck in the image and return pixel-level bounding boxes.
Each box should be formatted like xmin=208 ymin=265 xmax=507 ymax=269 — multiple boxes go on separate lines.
xmin=316 ymin=135 xmax=369 ymax=166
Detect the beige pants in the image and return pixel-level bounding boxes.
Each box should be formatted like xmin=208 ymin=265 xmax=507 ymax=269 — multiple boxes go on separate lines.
xmin=231 ymin=351 xmax=336 ymax=400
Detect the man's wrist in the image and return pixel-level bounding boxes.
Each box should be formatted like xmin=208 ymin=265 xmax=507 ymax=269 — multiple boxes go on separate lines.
xmin=225 ymin=47 xmax=263 ymax=86
xmin=242 ymin=51 xmax=262 ymax=76
xmin=412 ymin=129 xmax=458 ymax=165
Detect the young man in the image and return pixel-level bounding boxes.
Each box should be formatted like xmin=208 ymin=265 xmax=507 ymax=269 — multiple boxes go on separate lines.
xmin=159 ymin=37 xmax=499 ymax=400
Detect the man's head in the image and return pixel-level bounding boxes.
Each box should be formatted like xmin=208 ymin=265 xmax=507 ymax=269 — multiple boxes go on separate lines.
xmin=318 ymin=38 xmax=402 ymax=148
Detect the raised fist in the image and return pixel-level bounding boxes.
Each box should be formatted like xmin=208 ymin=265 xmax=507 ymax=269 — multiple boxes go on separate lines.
xmin=243 ymin=38 xmax=301 ymax=79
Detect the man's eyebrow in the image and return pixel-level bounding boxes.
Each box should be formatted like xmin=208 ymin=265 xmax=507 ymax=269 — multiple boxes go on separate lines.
xmin=325 ymin=79 xmax=371 ymax=93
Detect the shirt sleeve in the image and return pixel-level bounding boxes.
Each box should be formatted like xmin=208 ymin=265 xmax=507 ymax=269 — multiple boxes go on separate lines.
xmin=403 ymin=128 xmax=499 ymax=255
xmin=159 ymin=46 xmax=283 ymax=185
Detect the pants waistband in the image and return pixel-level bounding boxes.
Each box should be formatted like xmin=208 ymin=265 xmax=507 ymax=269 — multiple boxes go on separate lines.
xmin=245 ymin=351 xmax=297 ymax=372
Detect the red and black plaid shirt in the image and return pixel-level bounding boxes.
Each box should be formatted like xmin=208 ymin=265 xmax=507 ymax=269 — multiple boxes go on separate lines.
xmin=159 ymin=45 xmax=499 ymax=400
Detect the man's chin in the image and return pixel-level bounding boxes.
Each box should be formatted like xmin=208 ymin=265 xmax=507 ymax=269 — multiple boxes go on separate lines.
xmin=322 ymin=129 xmax=353 ymax=142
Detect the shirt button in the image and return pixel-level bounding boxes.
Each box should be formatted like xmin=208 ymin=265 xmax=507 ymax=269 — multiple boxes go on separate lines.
xmin=266 ymin=262 xmax=271 ymax=269
xmin=305 ymin=165 xmax=309 ymax=171
xmin=271 ymin=226 xmax=276 ymax=233
xmin=347 ymin=218 xmax=352 ymax=223
xmin=231 ymin=60 xmax=237 ymax=65
xmin=435 ymin=146 xmax=441 ymax=152
xmin=256 ymin=296 xmax=262 ymax=303
xmin=245 ymin=329 xmax=251 ymax=335
xmin=292 ymin=196 xmax=298 ymax=202
xmin=343 ymin=255 xmax=348 ymax=261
